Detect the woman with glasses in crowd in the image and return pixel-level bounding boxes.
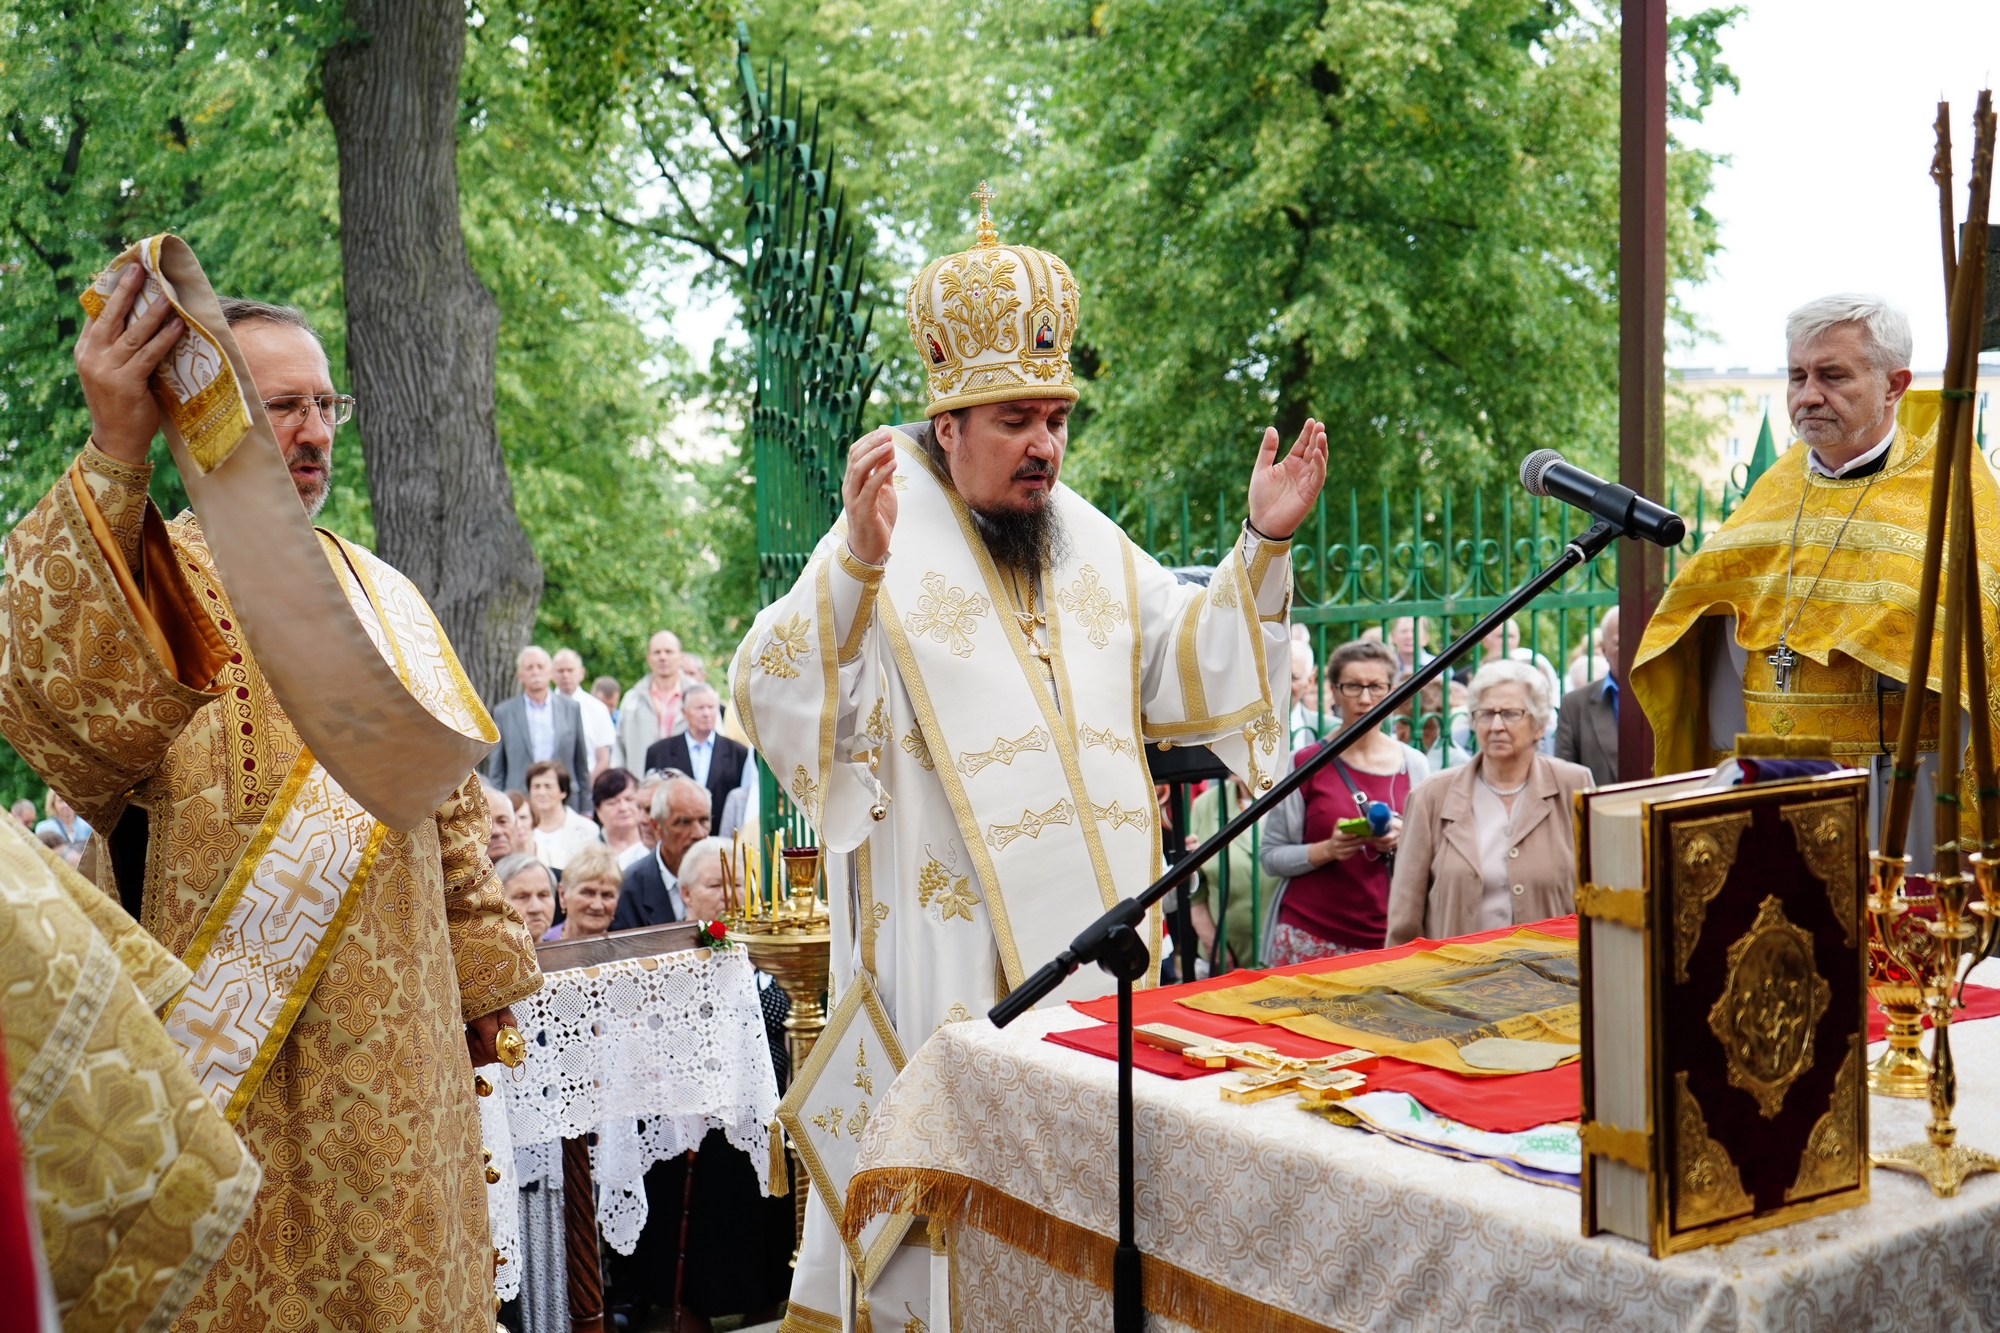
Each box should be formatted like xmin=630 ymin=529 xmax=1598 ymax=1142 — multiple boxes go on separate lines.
xmin=1385 ymin=659 xmax=1592 ymax=946
xmin=1258 ymin=640 xmax=1432 ymax=965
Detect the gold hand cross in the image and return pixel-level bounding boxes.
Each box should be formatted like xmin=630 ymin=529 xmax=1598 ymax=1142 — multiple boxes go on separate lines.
xmin=1136 ymin=1023 xmax=1378 ymax=1104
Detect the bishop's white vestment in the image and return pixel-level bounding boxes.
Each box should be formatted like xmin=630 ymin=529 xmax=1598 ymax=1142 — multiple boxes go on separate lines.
xmin=732 ymin=424 xmax=1292 ymax=1331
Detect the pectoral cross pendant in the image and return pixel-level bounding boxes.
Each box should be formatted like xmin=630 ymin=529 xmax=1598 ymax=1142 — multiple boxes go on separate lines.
xmin=1768 ymin=643 xmax=1798 ymax=693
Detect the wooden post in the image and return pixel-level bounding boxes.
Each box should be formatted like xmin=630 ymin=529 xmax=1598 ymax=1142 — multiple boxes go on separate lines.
xmin=1617 ymin=0 xmax=1669 ymax=780
xmin=563 ymin=1133 xmax=604 ymax=1333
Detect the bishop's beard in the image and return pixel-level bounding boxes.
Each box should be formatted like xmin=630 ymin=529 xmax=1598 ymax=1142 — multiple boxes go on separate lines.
xmin=970 ymin=495 xmax=1070 ymax=574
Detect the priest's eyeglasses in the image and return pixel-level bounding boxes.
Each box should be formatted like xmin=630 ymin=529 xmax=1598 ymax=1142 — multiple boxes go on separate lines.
xmin=1471 ymin=707 xmax=1531 ymax=727
xmin=263 ymin=394 xmax=355 ymax=427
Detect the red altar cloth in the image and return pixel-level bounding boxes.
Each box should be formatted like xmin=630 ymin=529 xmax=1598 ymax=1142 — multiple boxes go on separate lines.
xmin=1049 ymin=914 xmax=2000 ymax=1133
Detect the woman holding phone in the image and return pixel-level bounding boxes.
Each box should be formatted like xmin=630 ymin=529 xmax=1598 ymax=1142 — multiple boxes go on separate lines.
xmin=1259 ymin=639 xmax=1431 ymax=964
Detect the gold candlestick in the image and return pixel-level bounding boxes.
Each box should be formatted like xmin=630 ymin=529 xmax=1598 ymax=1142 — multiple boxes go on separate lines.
xmin=734 ymin=843 xmax=833 ymax=1254
xmin=1865 ymin=853 xmax=1940 ymax=1097
xmin=1872 ymin=859 xmax=2000 ymax=1196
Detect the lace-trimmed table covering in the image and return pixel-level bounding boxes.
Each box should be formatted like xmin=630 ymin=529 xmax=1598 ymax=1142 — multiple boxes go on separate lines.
xmin=480 ymin=946 xmax=780 ymax=1276
xmin=855 ymin=1005 xmax=2000 ymax=1332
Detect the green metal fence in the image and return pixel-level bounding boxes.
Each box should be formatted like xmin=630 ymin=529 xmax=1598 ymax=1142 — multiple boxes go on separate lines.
xmin=1109 ymin=468 xmax=1760 ymax=970
xmin=738 ymin=28 xmax=880 ymax=851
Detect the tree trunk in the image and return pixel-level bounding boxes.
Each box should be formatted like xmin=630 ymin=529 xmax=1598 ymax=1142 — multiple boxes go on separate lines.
xmin=322 ymin=0 xmax=541 ymax=704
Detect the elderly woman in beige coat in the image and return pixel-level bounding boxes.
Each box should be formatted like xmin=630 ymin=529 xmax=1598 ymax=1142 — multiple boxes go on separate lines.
xmin=1385 ymin=659 xmax=1593 ymax=946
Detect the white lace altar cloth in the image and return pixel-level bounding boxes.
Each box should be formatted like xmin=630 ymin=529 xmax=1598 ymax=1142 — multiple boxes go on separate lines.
xmin=483 ymin=947 xmax=780 ymax=1264
xmin=861 ymin=999 xmax=2000 ymax=1332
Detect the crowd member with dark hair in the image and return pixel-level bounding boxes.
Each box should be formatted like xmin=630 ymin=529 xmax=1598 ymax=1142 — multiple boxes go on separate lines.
xmin=591 ymin=675 xmax=623 ymax=724
xmin=591 ymin=767 xmax=649 ymax=869
xmin=524 ymin=759 xmax=597 ymax=872
xmin=1259 ymin=639 xmax=1432 ymax=964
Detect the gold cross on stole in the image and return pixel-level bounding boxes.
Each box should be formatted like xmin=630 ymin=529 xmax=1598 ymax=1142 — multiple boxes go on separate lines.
xmin=1136 ymin=1023 xmax=1377 ymax=1103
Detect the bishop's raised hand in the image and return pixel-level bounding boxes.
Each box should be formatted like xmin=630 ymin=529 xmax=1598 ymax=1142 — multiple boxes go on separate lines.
xmin=842 ymin=427 xmax=899 ymax=567
xmin=1244 ymin=418 xmax=1329 ymax=541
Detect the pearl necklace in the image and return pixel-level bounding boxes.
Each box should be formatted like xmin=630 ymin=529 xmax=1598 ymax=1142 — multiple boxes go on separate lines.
xmin=1478 ymin=771 xmax=1530 ymax=799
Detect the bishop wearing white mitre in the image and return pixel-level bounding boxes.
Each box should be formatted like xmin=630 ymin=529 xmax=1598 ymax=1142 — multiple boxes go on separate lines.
xmin=733 ymin=191 xmax=1327 ymax=1331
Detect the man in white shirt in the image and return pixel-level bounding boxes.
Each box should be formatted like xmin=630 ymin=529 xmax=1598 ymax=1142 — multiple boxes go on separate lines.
xmin=644 ymin=683 xmax=749 ymax=819
xmin=552 ymin=648 xmax=616 ymax=776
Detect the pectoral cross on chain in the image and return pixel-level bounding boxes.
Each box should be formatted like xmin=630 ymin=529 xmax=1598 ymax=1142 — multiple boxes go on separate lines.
xmin=1768 ymin=643 xmax=1799 ymax=693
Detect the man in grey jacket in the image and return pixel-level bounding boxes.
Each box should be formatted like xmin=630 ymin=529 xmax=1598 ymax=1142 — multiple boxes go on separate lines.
xmin=487 ymin=645 xmax=592 ymax=812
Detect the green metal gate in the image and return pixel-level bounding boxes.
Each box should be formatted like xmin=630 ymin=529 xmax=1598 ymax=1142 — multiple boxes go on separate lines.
xmin=738 ymin=27 xmax=881 ymax=850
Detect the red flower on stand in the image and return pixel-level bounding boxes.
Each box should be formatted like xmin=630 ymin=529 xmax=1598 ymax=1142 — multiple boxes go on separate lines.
xmin=696 ymin=919 xmax=731 ymax=950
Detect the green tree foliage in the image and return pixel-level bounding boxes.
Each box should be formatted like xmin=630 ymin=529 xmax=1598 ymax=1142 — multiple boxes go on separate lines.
xmin=696 ymin=2 xmax=1735 ymax=514
xmin=0 ymin=0 xmax=733 ymax=804
xmin=1023 ymin=0 xmax=1740 ymax=508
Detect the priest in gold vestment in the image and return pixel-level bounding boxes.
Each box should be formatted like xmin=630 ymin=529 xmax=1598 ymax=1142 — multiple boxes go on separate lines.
xmin=1632 ymin=294 xmax=2000 ymax=870
xmin=2 ymin=813 xmax=261 ymax=1333
xmin=0 ymin=242 xmax=540 ymax=1329
xmin=735 ymin=195 xmax=1325 ymax=1333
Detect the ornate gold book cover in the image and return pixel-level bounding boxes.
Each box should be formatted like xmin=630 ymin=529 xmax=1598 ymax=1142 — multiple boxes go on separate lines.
xmin=1578 ymin=771 xmax=1869 ymax=1256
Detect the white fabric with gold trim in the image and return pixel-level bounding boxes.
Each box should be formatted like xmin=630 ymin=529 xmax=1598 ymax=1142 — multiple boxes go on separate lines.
xmin=869 ymin=435 xmax=1165 ymax=1006
xmin=777 ymin=972 xmax=913 ymax=1293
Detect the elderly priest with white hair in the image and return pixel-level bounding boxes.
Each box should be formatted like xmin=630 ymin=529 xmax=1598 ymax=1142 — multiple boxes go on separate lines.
xmin=733 ymin=188 xmax=1325 ymax=1332
xmin=1632 ymin=292 xmax=2000 ymax=870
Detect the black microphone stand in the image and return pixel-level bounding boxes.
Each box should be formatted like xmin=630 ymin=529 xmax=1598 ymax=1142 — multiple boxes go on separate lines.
xmin=988 ymin=517 xmax=1623 ymax=1333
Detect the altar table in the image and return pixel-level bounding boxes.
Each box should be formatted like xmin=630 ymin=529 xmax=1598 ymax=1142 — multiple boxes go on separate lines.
xmin=477 ymin=944 xmax=781 ymax=1302
xmin=850 ymin=964 xmax=2000 ymax=1332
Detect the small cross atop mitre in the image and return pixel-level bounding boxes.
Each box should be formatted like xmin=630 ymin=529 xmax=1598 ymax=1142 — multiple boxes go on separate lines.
xmin=902 ymin=173 xmax=1083 ymax=415
xmin=972 ymin=179 xmax=999 ymax=247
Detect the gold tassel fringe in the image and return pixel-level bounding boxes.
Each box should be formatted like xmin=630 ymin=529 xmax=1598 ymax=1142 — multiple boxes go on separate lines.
xmin=844 ymin=1167 xmax=1353 ymax=1333
xmin=767 ymin=1118 xmax=790 ymax=1197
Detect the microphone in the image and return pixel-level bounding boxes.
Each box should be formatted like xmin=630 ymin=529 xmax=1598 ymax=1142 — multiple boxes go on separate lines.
xmin=1518 ymin=450 xmax=1686 ymax=547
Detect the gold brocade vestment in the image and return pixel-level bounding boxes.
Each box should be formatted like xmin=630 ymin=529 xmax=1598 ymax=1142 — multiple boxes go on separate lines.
xmin=0 ymin=444 xmax=542 ymax=1331
xmin=1632 ymin=391 xmax=2000 ymax=784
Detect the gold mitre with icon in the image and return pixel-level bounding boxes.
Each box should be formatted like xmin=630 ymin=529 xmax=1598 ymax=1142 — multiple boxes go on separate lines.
xmin=905 ymin=180 xmax=1081 ymax=416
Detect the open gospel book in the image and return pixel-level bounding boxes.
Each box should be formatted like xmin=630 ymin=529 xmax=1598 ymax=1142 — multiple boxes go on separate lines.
xmin=1576 ymin=766 xmax=1869 ymax=1255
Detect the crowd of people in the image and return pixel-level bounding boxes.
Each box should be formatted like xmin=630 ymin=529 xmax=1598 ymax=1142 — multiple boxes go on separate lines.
xmin=9 ymin=788 xmax=93 ymax=868
xmin=476 ymin=629 xmax=758 ymax=949
xmin=468 ymin=628 xmax=794 ymax=1333
xmin=1182 ymin=608 xmax=1621 ymax=974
